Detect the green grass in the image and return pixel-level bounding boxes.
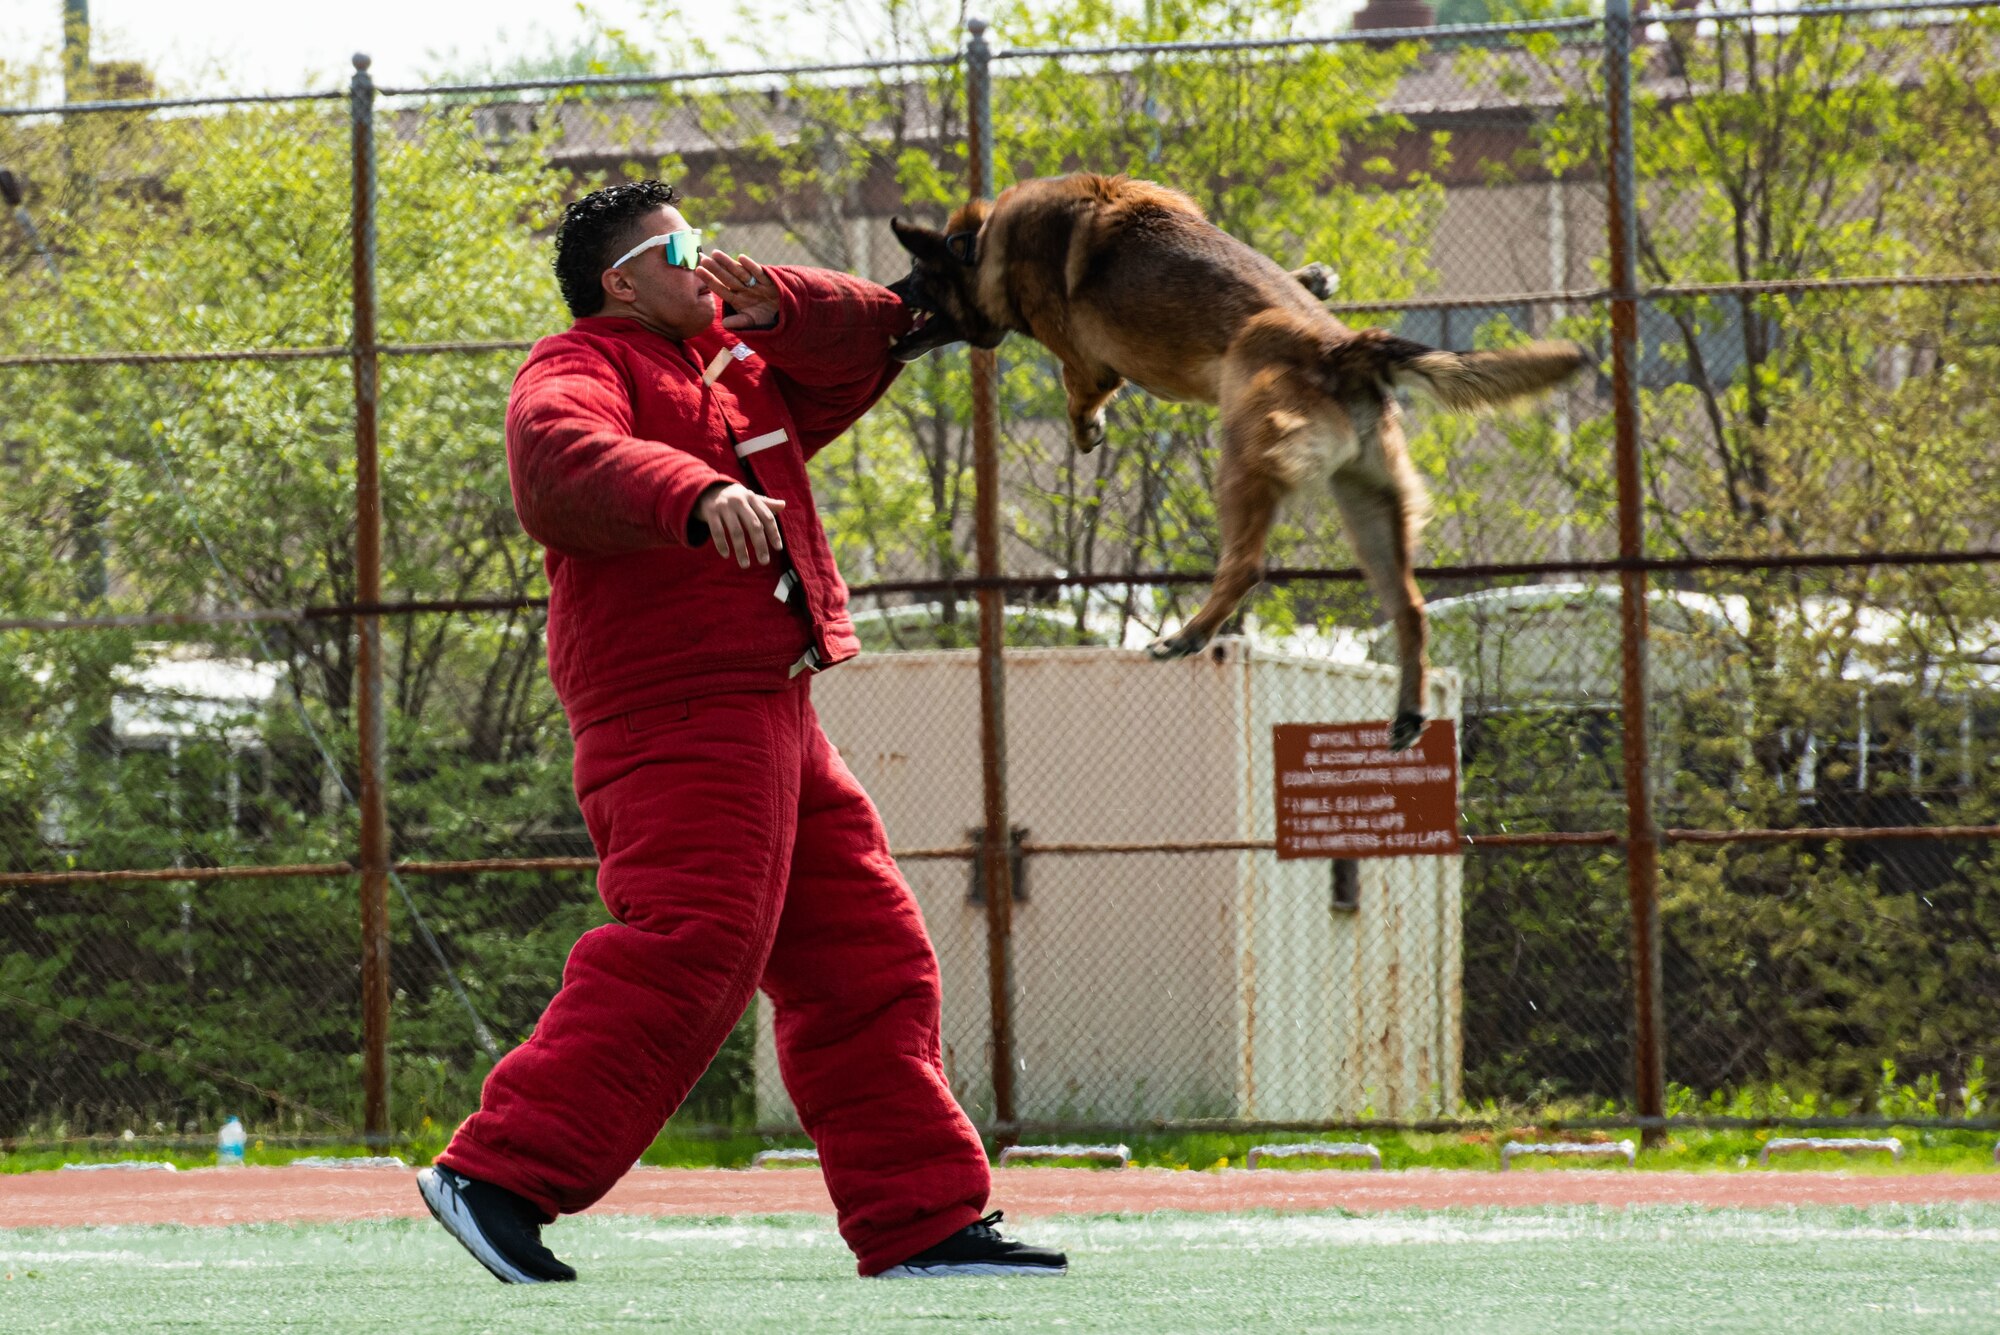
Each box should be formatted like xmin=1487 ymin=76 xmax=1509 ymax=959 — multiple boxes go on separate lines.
xmin=3 ymin=1206 xmax=1999 ymax=1331
xmin=13 ymin=1124 xmax=1999 ymax=1175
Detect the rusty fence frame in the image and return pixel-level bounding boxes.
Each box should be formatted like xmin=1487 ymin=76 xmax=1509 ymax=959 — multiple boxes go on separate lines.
xmin=3 ymin=1 xmax=1999 ymax=1143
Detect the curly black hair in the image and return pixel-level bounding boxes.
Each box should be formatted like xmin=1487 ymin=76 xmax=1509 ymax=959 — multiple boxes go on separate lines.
xmin=553 ymin=179 xmax=683 ymax=318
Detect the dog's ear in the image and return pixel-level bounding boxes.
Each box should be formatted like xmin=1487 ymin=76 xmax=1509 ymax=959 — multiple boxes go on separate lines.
xmin=944 ymin=231 xmax=978 ymax=266
xmin=890 ymin=216 xmax=951 ymax=263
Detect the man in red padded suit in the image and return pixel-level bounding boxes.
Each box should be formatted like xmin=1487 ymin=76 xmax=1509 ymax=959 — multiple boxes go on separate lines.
xmin=415 ymin=180 xmax=1064 ymax=1284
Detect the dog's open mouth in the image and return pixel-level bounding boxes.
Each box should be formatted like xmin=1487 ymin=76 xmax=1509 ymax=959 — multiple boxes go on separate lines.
xmin=886 ymin=270 xmax=967 ymax=362
xmin=888 ymin=304 xmax=965 ymax=362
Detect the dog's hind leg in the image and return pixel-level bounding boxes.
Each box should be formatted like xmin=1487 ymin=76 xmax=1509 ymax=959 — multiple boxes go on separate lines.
xmin=1148 ymin=371 xmax=1306 ymax=661
xmin=1329 ymin=408 xmax=1430 ymax=752
xmin=1147 ymin=460 xmax=1282 ymax=661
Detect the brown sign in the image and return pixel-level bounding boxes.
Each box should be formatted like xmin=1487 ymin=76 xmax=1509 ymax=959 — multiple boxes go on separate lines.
xmin=1273 ymin=720 xmax=1460 ymax=860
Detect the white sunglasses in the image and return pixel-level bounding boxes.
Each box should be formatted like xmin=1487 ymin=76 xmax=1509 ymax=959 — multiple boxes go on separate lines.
xmin=612 ymin=227 xmax=703 ymax=270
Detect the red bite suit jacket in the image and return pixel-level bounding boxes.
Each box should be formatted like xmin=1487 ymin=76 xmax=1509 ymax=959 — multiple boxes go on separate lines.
xmin=504 ymin=266 xmax=910 ymax=736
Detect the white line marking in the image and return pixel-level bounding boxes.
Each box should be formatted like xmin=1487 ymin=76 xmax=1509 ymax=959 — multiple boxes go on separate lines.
xmin=875 ymin=1261 xmax=1068 ymax=1279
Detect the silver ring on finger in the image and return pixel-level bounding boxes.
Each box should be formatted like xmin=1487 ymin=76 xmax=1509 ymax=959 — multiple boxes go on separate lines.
xmin=743 ymin=275 xmax=758 ymax=287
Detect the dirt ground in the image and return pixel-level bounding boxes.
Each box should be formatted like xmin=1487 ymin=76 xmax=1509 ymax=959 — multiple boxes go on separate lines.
xmin=10 ymin=1165 xmax=2000 ymax=1229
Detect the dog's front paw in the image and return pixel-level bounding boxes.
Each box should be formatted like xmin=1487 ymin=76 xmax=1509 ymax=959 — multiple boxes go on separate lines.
xmin=1073 ymin=414 xmax=1107 ymax=453
xmin=1389 ymin=710 xmax=1425 ymax=753
xmin=1148 ymin=630 xmax=1206 ymax=661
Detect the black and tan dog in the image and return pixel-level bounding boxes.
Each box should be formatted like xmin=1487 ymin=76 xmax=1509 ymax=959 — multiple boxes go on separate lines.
xmin=887 ymin=172 xmax=1585 ymax=751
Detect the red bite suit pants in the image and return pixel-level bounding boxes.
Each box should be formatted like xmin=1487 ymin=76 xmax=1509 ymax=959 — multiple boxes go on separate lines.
xmin=436 ymin=679 xmax=991 ymax=1275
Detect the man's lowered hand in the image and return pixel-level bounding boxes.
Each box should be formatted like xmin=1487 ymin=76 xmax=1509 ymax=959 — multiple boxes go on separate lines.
xmin=696 ymin=483 xmax=787 ymax=568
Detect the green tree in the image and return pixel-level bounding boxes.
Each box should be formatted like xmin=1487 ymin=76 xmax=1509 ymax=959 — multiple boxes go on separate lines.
xmin=1463 ymin=10 xmax=2000 ymax=1109
xmin=0 ymin=84 xmax=593 ymax=1133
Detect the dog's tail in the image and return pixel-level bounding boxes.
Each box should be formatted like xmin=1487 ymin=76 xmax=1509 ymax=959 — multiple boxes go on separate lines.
xmin=1373 ymin=334 xmax=1589 ymax=414
xmin=1232 ymin=314 xmax=1588 ymax=414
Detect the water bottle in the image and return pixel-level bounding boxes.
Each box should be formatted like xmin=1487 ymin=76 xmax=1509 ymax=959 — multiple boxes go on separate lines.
xmin=217 ymin=1116 xmax=246 ymax=1167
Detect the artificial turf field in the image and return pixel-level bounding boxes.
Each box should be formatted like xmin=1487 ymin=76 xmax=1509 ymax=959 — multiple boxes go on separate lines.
xmin=3 ymin=1205 xmax=1997 ymax=1332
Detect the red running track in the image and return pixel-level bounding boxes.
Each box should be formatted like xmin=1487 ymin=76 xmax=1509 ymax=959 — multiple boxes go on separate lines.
xmin=9 ymin=1166 xmax=2000 ymax=1229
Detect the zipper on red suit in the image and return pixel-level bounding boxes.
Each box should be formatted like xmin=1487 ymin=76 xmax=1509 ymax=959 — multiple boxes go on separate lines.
xmin=703 ymin=340 xmax=828 ymax=676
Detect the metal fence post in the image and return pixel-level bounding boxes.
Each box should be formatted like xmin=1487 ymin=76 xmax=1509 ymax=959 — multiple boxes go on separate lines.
xmin=1602 ymin=0 xmax=1666 ymax=1142
xmin=61 ymin=0 xmax=89 ymax=104
xmin=965 ymin=16 xmax=1017 ymax=1138
xmin=349 ymin=53 xmax=392 ymax=1142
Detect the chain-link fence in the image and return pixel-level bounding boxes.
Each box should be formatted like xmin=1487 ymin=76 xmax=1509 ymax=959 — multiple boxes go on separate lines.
xmin=2 ymin=0 xmax=1996 ymax=1150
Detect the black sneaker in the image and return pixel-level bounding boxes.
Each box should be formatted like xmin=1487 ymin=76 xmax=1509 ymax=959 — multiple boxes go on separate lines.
xmin=875 ymin=1210 xmax=1068 ymax=1278
xmin=416 ymin=1165 xmax=577 ymax=1284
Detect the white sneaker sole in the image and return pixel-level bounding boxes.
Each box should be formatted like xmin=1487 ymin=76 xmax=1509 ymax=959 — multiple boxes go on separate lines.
xmin=416 ymin=1166 xmax=546 ymax=1285
xmin=874 ymin=1261 xmax=1068 ymax=1279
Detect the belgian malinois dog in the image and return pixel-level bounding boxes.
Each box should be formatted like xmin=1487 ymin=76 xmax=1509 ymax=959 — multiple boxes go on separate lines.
xmin=886 ymin=173 xmax=1586 ymax=751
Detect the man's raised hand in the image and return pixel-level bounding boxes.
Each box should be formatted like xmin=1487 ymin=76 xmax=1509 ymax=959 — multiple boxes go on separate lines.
xmin=696 ymin=483 xmax=787 ymax=568
xmin=699 ymin=252 xmax=781 ymax=331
